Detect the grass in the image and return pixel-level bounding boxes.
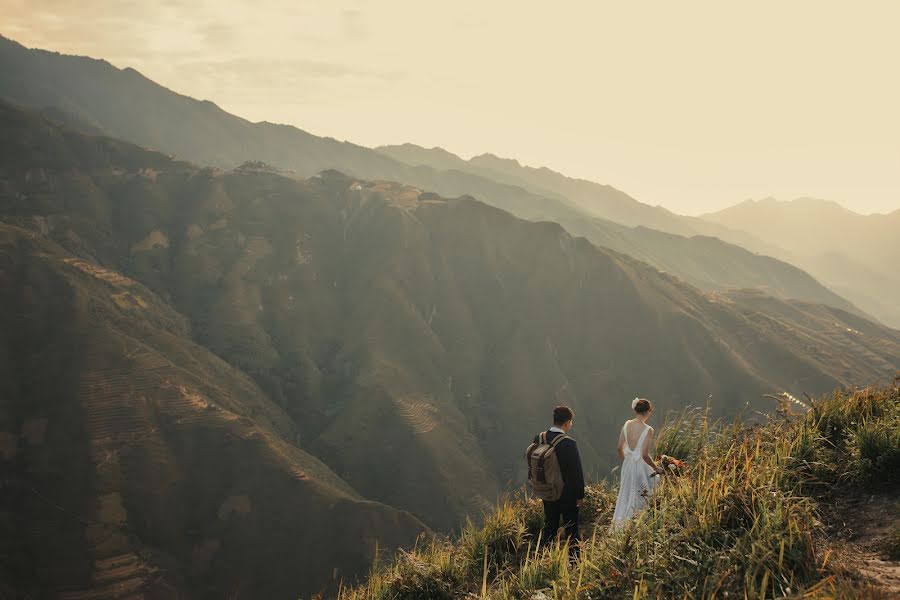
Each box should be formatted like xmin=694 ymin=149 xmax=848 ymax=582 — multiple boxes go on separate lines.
xmin=336 ymin=378 xmax=900 ymax=599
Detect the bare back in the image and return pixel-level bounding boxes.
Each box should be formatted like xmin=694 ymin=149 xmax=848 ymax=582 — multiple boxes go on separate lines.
xmin=624 ymin=419 xmax=651 ymax=452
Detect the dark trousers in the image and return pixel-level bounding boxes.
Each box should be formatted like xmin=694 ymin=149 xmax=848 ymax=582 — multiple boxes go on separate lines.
xmin=542 ymin=498 xmax=579 ymax=548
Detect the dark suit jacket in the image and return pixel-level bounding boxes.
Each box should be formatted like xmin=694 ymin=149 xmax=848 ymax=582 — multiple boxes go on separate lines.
xmin=534 ymin=430 xmax=586 ymax=502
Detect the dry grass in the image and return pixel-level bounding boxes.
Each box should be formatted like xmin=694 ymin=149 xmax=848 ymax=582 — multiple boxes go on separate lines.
xmin=336 ymin=378 xmax=900 ymax=599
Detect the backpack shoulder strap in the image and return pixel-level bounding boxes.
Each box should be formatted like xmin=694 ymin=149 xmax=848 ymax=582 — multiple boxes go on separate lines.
xmin=550 ymin=434 xmax=569 ymax=448
xmin=539 ymin=431 xmax=547 ymax=445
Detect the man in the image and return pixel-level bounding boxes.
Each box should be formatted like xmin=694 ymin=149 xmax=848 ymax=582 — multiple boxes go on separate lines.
xmin=534 ymin=405 xmax=585 ymax=548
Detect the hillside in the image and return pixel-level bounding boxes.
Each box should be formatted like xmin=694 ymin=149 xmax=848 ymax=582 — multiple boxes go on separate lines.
xmin=0 ymin=223 xmax=425 ymax=599
xmin=0 ymin=35 xmax=440 ymax=188
xmin=338 ymin=382 xmax=900 ymax=599
xmin=703 ymin=198 xmax=900 ymax=328
xmin=0 ymin=35 xmax=869 ymax=321
xmin=378 ymin=144 xmax=864 ymax=319
xmin=378 ymin=143 xmax=772 ymax=251
xmin=3 ymin=95 xmax=900 ymax=551
xmin=378 ymin=144 xmax=693 ymax=234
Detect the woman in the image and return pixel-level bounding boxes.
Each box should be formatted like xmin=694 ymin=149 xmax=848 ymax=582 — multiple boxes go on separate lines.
xmin=611 ymin=397 xmax=664 ymax=526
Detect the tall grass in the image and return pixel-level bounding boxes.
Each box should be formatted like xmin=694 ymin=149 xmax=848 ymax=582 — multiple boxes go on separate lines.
xmin=655 ymin=405 xmax=711 ymax=460
xmin=337 ymin=380 xmax=899 ymax=600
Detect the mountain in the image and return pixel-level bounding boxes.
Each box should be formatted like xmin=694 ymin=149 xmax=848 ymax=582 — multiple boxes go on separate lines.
xmin=0 ymin=35 xmax=868 ymax=321
xmin=378 ymin=143 xmax=772 ymax=250
xmin=0 ymin=219 xmax=424 ymax=598
xmin=3 ymin=94 xmax=900 ymax=542
xmin=703 ymin=198 xmax=900 ymax=327
xmin=376 ymin=144 xmax=865 ymax=318
xmin=2 ymin=98 xmax=900 ymax=596
xmin=378 ymin=144 xmax=689 ymax=232
xmin=0 ymin=35 xmax=416 ymax=184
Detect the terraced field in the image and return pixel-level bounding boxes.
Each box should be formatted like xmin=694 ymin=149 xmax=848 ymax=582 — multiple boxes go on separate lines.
xmin=395 ymin=394 xmax=439 ymax=434
xmin=57 ymin=552 xmax=157 ymax=600
xmin=62 ymin=258 xmax=135 ymax=287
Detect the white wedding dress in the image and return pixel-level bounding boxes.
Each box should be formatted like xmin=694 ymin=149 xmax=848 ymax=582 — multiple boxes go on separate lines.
xmin=611 ymin=422 xmax=657 ymax=526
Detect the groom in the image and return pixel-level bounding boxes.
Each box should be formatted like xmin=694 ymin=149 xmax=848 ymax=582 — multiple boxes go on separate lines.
xmin=536 ymin=405 xmax=585 ymax=548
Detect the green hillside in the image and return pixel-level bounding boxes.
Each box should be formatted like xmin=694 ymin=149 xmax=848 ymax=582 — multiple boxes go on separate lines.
xmin=0 ymin=223 xmax=424 ymax=599
xmin=338 ymin=382 xmax=900 ymax=599
xmin=0 ymin=35 xmax=870 ymax=321
xmin=376 ymin=144 xmax=870 ymax=320
xmin=2 ymin=96 xmax=899 ymax=548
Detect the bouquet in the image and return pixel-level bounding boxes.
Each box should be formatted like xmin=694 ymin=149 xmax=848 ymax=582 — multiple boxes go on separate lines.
xmin=651 ymin=455 xmax=686 ymax=477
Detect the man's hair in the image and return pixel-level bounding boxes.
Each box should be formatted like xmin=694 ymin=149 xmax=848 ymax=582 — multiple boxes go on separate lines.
xmin=553 ymin=405 xmax=575 ymax=425
xmin=634 ymin=398 xmax=652 ymax=414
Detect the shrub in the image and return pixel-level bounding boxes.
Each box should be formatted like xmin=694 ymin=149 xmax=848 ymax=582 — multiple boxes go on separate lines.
xmin=519 ymin=495 xmax=545 ymax=538
xmin=853 ymin=416 xmax=900 ymax=486
xmin=809 ymin=387 xmax=894 ymax=448
xmin=459 ymin=500 xmax=529 ymax=579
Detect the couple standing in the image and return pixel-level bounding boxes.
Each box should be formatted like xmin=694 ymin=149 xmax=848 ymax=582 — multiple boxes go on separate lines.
xmin=526 ymin=400 xmax=661 ymax=548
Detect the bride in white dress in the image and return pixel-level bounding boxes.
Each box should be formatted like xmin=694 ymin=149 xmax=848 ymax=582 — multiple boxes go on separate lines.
xmin=611 ymin=397 xmax=664 ymax=526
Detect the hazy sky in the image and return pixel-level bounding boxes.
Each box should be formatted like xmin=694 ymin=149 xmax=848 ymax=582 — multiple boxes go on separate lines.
xmin=3 ymin=1 xmax=898 ymax=215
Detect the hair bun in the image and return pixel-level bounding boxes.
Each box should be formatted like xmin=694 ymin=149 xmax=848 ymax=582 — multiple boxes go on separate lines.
xmin=633 ymin=398 xmax=652 ymax=414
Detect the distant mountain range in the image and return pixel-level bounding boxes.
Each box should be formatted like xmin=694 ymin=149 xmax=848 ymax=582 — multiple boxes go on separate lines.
xmin=2 ymin=99 xmax=899 ymax=597
xmin=704 ymin=198 xmax=900 ymax=327
xmin=376 ymin=143 xmax=868 ymax=317
xmin=0 ymin=34 xmax=875 ymax=323
xmin=377 ymin=143 xmax=771 ymax=248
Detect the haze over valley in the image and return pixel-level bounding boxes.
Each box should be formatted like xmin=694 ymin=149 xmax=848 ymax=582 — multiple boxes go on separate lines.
xmin=0 ymin=6 xmax=898 ymax=598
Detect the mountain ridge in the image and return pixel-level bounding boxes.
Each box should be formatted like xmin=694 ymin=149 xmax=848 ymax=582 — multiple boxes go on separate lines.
xmin=377 ymin=142 xmax=777 ymax=250
xmin=2 ymin=99 xmax=900 ymax=597
xmin=375 ymin=142 xmax=872 ymax=321
xmin=0 ymin=34 xmax=874 ymax=325
xmin=704 ymin=196 xmax=900 ymax=327
xmin=714 ymin=196 xmax=896 ymax=217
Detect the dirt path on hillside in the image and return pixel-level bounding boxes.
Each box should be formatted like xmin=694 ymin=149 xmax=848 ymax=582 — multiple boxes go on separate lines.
xmin=825 ymin=492 xmax=900 ymax=596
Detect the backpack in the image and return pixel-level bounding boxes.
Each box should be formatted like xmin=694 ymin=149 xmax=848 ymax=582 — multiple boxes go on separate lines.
xmin=525 ymin=432 xmax=569 ymax=501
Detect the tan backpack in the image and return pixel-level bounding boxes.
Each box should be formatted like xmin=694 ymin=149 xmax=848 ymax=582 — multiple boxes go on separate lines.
xmin=525 ymin=432 xmax=569 ymax=501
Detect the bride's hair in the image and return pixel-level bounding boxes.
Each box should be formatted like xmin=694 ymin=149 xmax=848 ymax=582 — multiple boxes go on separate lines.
xmin=633 ymin=398 xmax=652 ymax=414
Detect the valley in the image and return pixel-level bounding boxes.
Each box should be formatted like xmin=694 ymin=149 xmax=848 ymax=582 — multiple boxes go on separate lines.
xmin=0 ymin=31 xmax=897 ymax=600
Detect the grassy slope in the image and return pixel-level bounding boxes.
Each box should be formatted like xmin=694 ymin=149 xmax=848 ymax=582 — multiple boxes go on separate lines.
xmin=339 ymin=380 xmax=900 ymax=599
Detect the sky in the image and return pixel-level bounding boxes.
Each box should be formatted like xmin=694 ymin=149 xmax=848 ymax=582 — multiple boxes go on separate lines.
xmin=3 ymin=1 xmax=898 ymax=215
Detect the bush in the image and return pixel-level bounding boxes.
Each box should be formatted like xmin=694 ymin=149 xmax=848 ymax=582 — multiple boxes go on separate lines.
xmin=785 ymin=421 xmax=832 ymax=489
xmin=388 ymin=551 xmax=456 ymax=600
xmin=519 ymin=495 xmax=545 ymax=538
xmin=853 ymin=416 xmax=900 ymax=486
xmin=577 ymin=484 xmax=615 ymax=536
xmin=458 ymin=500 xmax=529 ymax=578
xmin=809 ymin=387 xmax=894 ymax=448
